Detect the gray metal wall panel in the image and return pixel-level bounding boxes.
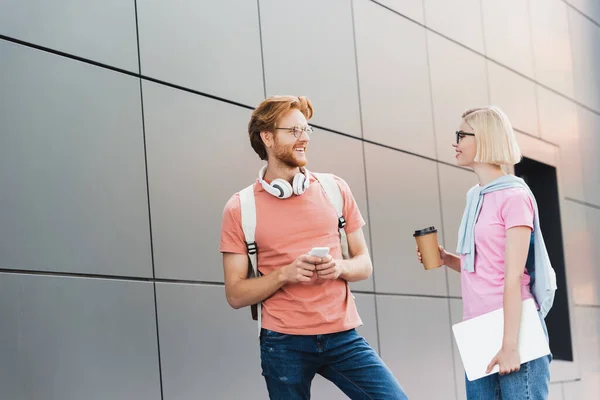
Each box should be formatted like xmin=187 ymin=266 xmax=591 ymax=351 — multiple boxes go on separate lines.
xmin=428 ymin=32 xmax=489 ymax=165
xmin=569 ymin=306 xmax=600 ymax=399
xmin=364 ymin=144 xmax=447 ymax=296
xmin=577 ymin=106 xmax=600 ymax=206
xmin=562 ymin=202 xmax=597 ymax=306
xmin=143 ymin=81 xmax=263 ymax=281
xmin=424 ymin=0 xmax=485 ymax=53
xmin=377 ymin=295 xmax=457 ymax=400
xmin=530 ymin=0 xmax=575 ymax=97
xmin=487 ymin=61 xmax=540 ymax=137
xmin=354 ymin=0 xmax=436 ymax=158
xmin=537 ymin=86 xmax=584 ymax=201
xmin=449 ymin=299 xmax=466 ymax=400
xmin=0 ymin=274 xmax=161 ymax=400
xmin=260 ymin=0 xmax=362 ymax=137
xmin=156 ymin=282 xmax=268 ymax=399
xmin=566 ymin=0 xmax=600 ymax=24
xmin=137 ymin=0 xmax=264 ymax=106
xmin=0 ymin=41 xmax=152 ymax=277
xmin=549 ymin=384 xmax=565 ymax=400
xmin=374 ymin=0 xmax=425 ymax=23
xmin=568 ymin=7 xmax=600 ymax=111
xmin=0 ymin=0 xmax=138 ymax=72
xmin=481 ymin=0 xmax=535 ymax=78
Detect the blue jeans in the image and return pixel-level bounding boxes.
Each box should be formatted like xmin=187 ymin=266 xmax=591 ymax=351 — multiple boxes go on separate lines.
xmin=465 ymin=313 xmax=552 ymax=400
xmin=260 ymin=328 xmax=408 ymax=400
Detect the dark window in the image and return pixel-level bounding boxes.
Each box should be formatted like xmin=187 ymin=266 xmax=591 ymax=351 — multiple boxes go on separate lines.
xmin=515 ymin=157 xmax=573 ymax=361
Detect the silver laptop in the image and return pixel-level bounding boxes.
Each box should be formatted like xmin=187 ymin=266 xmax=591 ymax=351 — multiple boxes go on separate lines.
xmin=452 ymin=298 xmax=551 ymax=381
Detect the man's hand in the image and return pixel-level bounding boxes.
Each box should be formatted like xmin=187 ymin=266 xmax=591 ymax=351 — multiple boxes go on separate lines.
xmin=278 ymin=254 xmax=322 ymax=284
xmin=486 ymin=346 xmax=521 ymax=376
xmin=315 ymin=255 xmax=344 ymax=280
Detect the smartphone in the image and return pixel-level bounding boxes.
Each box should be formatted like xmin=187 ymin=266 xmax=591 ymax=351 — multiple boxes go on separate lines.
xmin=309 ymin=247 xmax=330 ymax=258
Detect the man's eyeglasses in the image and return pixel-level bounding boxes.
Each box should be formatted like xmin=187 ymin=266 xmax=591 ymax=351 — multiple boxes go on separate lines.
xmin=275 ymin=126 xmax=313 ymax=139
xmin=455 ymin=130 xmax=475 ymax=144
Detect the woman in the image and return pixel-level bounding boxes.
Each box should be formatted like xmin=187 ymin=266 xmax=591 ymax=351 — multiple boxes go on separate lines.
xmin=417 ymin=106 xmax=556 ymax=399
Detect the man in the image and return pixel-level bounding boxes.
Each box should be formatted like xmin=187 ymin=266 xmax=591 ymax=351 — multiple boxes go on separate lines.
xmin=220 ymin=95 xmax=407 ymax=399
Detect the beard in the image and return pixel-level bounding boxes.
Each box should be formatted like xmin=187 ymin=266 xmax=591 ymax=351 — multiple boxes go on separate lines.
xmin=273 ymin=140 xmax=307 ymax=169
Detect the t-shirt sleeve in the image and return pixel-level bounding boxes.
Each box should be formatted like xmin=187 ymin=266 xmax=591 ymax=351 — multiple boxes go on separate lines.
xmin=335 ymin=176 xmax=366 ymax=234
xmin=501 ymin=189 xmax=534 ymax=231
xmin=219 ymin=194 xmax=248 ymax=254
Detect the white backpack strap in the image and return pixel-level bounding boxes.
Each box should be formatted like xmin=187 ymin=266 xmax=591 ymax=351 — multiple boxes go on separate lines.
xmin=238 ymin=184 xmax=261 ymax=338
xmin=313 ymin=173 xmax=350 ymax=260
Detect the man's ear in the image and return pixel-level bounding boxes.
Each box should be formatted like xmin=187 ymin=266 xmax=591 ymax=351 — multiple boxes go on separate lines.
xmin=260 ymin=131 xmax=274 ymax=149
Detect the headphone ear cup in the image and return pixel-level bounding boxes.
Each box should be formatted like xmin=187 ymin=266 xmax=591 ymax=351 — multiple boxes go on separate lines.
xmin=270 ymin=179 xmax=293 ymax=199
xmin=293 ymin=173 xmax=307 ymax=195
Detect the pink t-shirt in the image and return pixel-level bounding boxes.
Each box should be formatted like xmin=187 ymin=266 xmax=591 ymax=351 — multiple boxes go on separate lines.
xmin=461 ymin=188 xmax=535 ymax=320
xmin=220 ymin=173 xmax=364 ymax=335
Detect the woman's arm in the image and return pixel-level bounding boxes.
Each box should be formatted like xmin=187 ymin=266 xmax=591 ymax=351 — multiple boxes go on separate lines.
xmin=486 ymin=225 xmax=532 ymax=375
xmin=442 ymin=249 xmax=461 ymax=273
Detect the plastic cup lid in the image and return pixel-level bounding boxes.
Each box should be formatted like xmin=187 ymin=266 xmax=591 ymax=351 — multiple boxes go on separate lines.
xmin=413 ymin=226 xmax=437 ymax=237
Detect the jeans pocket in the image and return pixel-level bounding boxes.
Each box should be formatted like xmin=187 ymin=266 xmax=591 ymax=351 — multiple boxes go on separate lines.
xmin=260 ymin=330 xmax=293 ymax=366
xmin=261 ymin=329 xmax=290 ymax=341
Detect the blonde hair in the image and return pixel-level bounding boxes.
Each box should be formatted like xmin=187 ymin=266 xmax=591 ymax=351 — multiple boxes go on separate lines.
xmin=462 ymin=106 xmax=522 ymax=166
xmin=248 ymin=95 xmax=313 ymax=160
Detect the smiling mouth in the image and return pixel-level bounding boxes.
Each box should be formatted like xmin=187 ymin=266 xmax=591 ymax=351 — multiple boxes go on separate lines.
xmin=294 ymin=147 xmax=305 ymax=153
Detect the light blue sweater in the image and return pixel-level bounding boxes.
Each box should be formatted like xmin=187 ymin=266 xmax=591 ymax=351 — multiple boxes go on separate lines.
xmin=456 ymin=174 xmax=557 ymax=318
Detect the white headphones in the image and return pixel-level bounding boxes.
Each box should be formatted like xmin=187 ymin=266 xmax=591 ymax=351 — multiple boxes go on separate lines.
xmin=258 ymin=165 xmax=310 ymax=199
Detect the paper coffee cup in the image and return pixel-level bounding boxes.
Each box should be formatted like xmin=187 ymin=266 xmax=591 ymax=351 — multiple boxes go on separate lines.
xmin=414 ymin=226 xmax=442 ymax=270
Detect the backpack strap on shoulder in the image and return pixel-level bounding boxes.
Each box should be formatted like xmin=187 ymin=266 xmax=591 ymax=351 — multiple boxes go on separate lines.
xmin=312 ymin=173 xmax=350 ymax=260
xmin=238 ymin=184 xmax=261 ymax=338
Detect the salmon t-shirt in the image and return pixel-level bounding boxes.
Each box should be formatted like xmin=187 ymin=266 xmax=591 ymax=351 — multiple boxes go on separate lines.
xmin=220 ymin=172 xmax=364 ymax=335
xmin=461 ymin=188 xmax=536 ymax=321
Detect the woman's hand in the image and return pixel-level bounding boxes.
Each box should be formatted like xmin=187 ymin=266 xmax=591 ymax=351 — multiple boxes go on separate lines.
xmin=486 ymin=346 xmax=521 ymax=376
xmin=416 ymin=245 xmax=449 ymax=265
xmin=416 ymin=244 xmax=462 ymax=272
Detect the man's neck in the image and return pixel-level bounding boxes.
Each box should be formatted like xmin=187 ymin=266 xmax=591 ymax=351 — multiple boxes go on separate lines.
xmin=263 ymin=161 xmax=301 ymax=184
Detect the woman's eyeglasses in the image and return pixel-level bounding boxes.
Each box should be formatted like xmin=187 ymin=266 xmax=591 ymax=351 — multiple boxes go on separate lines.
xmin=455 ymin=130 xmax=475 ymax=144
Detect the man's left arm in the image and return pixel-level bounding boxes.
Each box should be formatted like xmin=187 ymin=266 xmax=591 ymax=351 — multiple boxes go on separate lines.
xmin=315 ymin=228 xmax=373 ymax=282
